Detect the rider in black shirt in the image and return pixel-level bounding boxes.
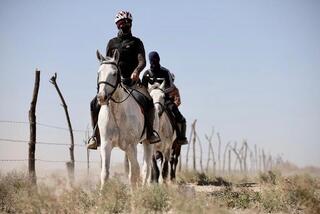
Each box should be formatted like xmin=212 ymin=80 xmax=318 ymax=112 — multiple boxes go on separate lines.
xmin=87 ymin=11 xmax=161 ymax=149
xmin=142 ymin=51 xmax=188 ymax=145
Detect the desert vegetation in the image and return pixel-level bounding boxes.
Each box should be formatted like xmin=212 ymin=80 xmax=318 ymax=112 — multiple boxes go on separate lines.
xmin=1 ymin=168 xmax=319 ymax=213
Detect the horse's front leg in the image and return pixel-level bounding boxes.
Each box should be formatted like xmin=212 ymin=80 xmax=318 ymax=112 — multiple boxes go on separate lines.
xmin=142 ymin=142 xmax=153 ymax=185
xmin=100 ymin=141 xmax=113 ymax=190
xmin=126 ymin=144 xmax=140 ymax=188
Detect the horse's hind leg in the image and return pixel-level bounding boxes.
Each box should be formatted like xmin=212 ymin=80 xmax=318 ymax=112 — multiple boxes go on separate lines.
xmin=126 ymin=145 xmax=140 ymax=187
xmin=170 ymin=144 xmax=181 ymax=182
xmin=170 ymin=154 xmax=177 ymax=181
xmin=162 ymin=160 xmax=169 ymax=183
xmin=100 ymin=142 xmax=113 ymax=190
xmin=162 ymin=149 xmax=171 ymax=183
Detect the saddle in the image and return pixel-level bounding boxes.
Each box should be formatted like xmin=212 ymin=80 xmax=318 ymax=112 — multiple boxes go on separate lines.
xmin=122 ymin=80 xmax=153 ymax=113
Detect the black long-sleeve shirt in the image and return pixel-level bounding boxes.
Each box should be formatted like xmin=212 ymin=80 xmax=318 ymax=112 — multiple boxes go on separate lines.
xmin=106 ymin=32 xmax=146 ymax=79
xmin=142 ymin=66 xmax=175 ymax=94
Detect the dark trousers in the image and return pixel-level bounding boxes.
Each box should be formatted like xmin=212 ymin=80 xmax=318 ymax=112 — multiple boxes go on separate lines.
xmin=90 ymin=96 xmax=100 ymax=145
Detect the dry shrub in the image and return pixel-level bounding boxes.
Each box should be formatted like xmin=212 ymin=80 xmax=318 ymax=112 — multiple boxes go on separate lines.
xmin=210 ymin=187 xmax=261 ymax=210
xmin=132 ymin=184 xmax=170 ymax=213
xmin=283 ymin=174 xmax=320 ymax=213
xmin=177 ymin=171 xmax=231 ymax=187
xmin=260 ymin=186 xmax=286 ymax=213
xmin=176 ymin=170 xmax=200 ymax=184
xmin=0 ymin=171 xmax=98 ymax=213
xmin=259 ymin=170 xmax=280 ymax=185
xmin=1 ymin=170 xmax=319 ymax=213
xmin=0 ymin=171 xmax=36 ymax=213
xmin=98 ymin=179 xmax=131 ymax=213
xmin=170 ymin=186 xmax=228 ymax=214
xmin=260 ymin=174 xmax=320 ymax=213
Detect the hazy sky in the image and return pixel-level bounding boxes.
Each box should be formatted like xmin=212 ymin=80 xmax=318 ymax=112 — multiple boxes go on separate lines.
xmin=0 ymin=0 xmax=319 ymax=170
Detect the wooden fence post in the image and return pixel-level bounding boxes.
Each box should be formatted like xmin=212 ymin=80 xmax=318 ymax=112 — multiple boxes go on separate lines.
xmin=254 ymin=144 xmax=258 ymax=172
xmin=192 ymin=120 xmax=197 ymax=171
xmin=50 ymin=73 xmax=75 ymax=183
xmin=262 ymin=149 xmax=266 ymax=172
xmin=209 ymin=143 xmax=216 ymax=174
xmin=186 ymin=120 xmax=196 ymax=171
xmin=222 ymin=142 xmax=231 ymax=173
xmin=205 ymin=128 xmax=215 ymax=174
xmin=195 ymin=133 xmax=204 ymax=172
xmin=28 ymin=69 xmax=40 ymax=185
xmin=228 ymin=149 xmax=231 ymax=174
xmin=243 ymin=141 xmax=248 ymax=173
xmin=83 ymin=126 xmax=90 ymax=176
xmin=217 ymin=132 xmax=222 ymax=172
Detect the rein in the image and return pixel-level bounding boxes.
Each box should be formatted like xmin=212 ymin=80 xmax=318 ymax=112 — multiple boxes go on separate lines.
xmin=97 ymin=60 xmax=134 ymax=104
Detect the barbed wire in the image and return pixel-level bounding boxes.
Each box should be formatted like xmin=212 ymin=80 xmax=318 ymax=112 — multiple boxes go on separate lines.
xmin=0 ymin=120 xmax=87 ymax=133
xmin=0 ymin=138 xmax=86 ymax=147
xmin=0 ymin=159 xmax=100 ymax=163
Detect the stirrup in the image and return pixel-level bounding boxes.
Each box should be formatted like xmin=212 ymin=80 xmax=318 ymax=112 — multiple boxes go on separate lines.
xmin=148 ymin=131 xmax=161 ymax=144
xmin=177 ymin=138 xmax=188 ymax=145
xmin=87 ymin=137 xmax=98 ymax=150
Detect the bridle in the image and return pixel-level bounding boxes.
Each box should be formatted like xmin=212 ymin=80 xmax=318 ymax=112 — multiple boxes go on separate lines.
xmin=97 ymin=60 xmax=133 ymax=104
xmin=154 ymin=101 xmax=165 ymax=116
xmin=151 ymin=87 xmax=166 ymax=116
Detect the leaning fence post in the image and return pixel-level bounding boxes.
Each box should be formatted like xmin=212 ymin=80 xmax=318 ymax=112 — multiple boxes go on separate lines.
xmin=28 ymin=69 xmax=40 ymax=185
xmin=50 ymin=73 xmax=75 ymax=183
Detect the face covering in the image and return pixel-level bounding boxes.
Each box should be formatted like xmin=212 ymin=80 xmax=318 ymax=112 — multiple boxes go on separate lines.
xmin=120 ymin=24 xmax=131 ymax=34
xmin=150 ymin=61 xmax=160 ymax=71
xmin=117 ymin=20 xmax=132 ymax=35
xmin=149 ymin=51 xmax=160 ymax=71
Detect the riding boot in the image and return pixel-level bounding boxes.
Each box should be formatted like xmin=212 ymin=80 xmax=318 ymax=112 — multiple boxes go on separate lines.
xmin=146 ymin=107 xmax=161 ymax=144
xmin=170 ymin=103 xmax=188 ymax=145
xmin=87 ymin=97 xmax=101 ymax=150
xmin=176 ymin=120 xmax=188 ymax=145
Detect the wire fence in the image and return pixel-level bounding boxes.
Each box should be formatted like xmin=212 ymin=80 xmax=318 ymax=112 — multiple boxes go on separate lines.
xmin=0 ymin=120 xmax=87 ymax=133
xmin=0 ymin=159 xmax=99 ymax=163
xmin=0 ymin=119 xmax=283 ymax=173
xmin=0 ymin=138 xmax=86 ymax=147
xmin=0 ymin=120 xmax=90 ymax=164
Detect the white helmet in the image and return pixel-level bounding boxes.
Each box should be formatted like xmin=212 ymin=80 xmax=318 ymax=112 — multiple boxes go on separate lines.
xmin=114 ymin=11 xmax=133 ymax=24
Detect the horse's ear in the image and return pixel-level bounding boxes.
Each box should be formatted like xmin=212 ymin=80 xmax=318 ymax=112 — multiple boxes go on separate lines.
xmin=96 ymin=50 xmax=105 ymax=62
xmin=160 ymin=80 xmax=166 ymax=90
xmin=113 ymin=49 xmax=120 ymax=64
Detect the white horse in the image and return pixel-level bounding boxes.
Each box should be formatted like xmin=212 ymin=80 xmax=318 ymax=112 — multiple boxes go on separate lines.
xmin=96 ymin=49 xmax=153 ymax=188
xmin=148 ymin=82 xmax=176 ymax=183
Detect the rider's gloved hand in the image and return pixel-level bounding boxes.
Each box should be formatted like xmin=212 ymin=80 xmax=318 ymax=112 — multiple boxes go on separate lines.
xmin=131 ymin=71 xmax=139 ymax=82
